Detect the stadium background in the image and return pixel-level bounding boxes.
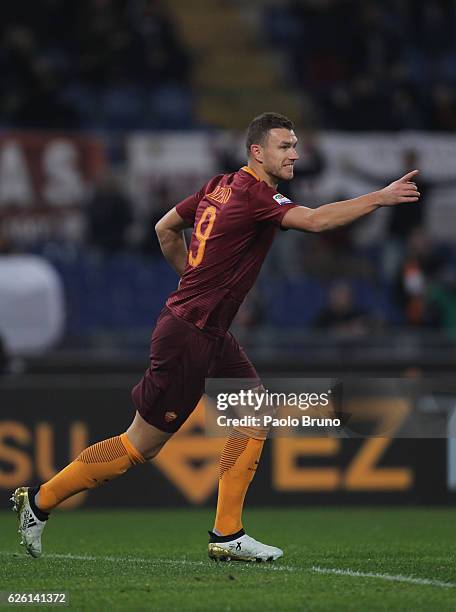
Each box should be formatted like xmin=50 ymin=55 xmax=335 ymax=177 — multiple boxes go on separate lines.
xmin=1 ymin=0 xmax=456 ymax=511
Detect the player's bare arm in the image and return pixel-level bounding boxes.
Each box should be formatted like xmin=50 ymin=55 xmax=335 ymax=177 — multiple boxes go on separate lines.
xmin=155 ymin=208 xmax=190 ymax=276
xmin=281 ymin=170 xmax=420 ymax=232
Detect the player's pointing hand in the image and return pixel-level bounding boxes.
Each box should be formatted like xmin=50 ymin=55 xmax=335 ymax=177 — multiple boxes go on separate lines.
xmin=379 ymin=169 xmax=420 ymax=206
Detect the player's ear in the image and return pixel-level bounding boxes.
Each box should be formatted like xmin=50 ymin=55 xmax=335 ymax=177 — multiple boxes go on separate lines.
xmin=250 ymin=144 xmax=263 ymax=163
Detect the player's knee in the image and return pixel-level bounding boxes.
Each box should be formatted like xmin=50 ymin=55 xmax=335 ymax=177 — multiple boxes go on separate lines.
xmin=126 ymin=433 xmax=170 ymax=461
xmin=126 ymin=411 xmax=172 ymax=459
xmin=141 ymin=439 xmax=169 ymax=461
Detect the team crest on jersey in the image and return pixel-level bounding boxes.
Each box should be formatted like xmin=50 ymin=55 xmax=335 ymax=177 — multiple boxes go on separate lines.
xmin=273 ymin=193 xmax=292 ymax=205
xmin=207 ymin=185 xmax=232 ymax=204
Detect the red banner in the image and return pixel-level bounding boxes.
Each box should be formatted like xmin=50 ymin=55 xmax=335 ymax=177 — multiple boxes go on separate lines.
xmin=0 ymin=132 xmax=105 ymax=243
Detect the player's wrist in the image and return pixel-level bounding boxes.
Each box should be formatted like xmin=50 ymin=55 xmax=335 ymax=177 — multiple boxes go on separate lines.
xmin=368 ymin=190 xmax=385 ymax=207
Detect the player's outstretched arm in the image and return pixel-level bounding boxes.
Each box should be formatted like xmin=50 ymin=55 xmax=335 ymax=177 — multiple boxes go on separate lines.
xmin=281 ymin=170 xmax=420 ymax=233
xmin=155 ymin=207 xmax=191 ymax=276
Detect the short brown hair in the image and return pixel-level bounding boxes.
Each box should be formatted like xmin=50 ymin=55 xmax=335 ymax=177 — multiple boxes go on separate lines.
xmin=246 ymin=112 xmax=294 ymax=155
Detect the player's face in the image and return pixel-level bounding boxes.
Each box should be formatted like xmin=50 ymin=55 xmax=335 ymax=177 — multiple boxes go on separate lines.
xmin=261 ymin=129 xmax=299 ymax=182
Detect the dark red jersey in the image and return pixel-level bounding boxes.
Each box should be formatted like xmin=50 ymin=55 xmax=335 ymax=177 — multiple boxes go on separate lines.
xmin=166 ymin=166 xmax=298 ymax=335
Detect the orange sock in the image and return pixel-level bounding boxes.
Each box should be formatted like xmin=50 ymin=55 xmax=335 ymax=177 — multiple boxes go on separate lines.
xmin=214 ymin=430 xmax=264 ymax=535
xmin=37 ymin=433 xmax=145 ymax=511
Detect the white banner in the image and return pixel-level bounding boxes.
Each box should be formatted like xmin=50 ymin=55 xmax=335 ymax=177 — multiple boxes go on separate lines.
xmin=127 ymin=131 xmax=456 ymax=242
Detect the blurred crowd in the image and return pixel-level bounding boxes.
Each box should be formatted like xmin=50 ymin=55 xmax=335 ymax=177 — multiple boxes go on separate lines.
xmin=1 ymin=138 xmax=451 ymax=346
xmin=265 ymin=0 xmax=456 ymax=130
xmin=0 ymin=0 xmax=193 ymax=129
xmin=2 ymin=126 xmax=456 ymax=346
xmin=1 ymin=0 xmax=456 ymax=131
xmin=1 ymin=0 xmax=456 ymax=351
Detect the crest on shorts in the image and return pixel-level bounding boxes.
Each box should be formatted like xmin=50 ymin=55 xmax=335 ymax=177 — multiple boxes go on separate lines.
xmin=165 ymin=411 xmax=178 ymax=423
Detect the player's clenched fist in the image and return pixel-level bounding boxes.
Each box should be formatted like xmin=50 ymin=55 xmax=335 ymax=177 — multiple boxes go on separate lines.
xmin=379 ymin=170 xmax=420 ymax=206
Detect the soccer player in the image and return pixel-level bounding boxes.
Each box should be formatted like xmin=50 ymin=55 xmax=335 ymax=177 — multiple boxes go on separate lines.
xmin=12 ymin=113 xmax=420 ymax=561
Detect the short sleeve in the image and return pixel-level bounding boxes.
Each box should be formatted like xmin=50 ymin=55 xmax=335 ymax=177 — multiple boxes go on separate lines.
xmin=175 ymin=175 xmax=224 ymax=226
xmin=248 ymin=180 xmax=298 ymax=227
xmin=175 ymin=184 xmax=207 ymax=226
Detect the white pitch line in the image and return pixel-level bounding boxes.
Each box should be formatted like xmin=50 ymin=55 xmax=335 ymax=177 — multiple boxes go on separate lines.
xmin=2 ymin=551 xmax=453 ymax=586
xmin=0 ymin=551 xmax=295 ymax=572
xmin=312 ymin=566 xmax=456 ymax=589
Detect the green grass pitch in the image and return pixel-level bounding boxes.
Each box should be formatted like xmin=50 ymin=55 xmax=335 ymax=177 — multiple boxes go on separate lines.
xmin=1 ymin=508 xmax=455 ymax=611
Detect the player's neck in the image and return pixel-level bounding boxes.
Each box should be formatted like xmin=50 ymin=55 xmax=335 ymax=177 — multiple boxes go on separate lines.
xmin=245 ymin=162 xmax=278 ymax=189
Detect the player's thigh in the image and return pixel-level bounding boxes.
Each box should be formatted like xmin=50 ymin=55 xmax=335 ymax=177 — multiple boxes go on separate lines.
xmin=132 ymin=308 xmax=217 ymax=434
xmin=213 ymin=331 xmax=260 ymax=381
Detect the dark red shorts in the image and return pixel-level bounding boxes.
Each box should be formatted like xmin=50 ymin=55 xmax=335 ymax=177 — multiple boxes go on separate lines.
xmin=131 ymin=307 xmax=259 ymax=433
